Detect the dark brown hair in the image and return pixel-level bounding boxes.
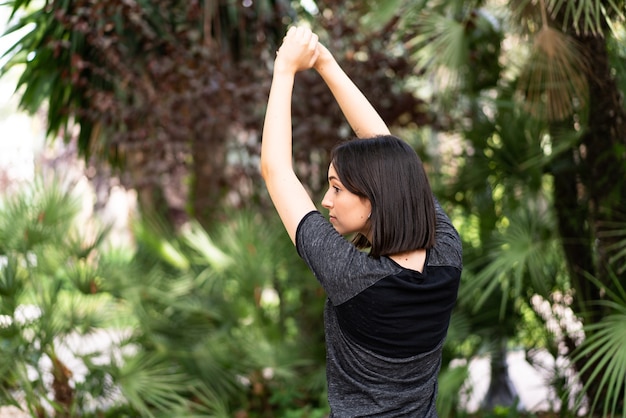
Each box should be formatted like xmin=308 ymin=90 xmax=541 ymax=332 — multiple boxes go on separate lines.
xmin=330 ymin=135 xmax=436 ymax=258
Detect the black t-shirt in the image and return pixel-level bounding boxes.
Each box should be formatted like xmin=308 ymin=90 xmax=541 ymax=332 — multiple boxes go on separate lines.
xmin=296 ymin=201 xmax=462 ymax=417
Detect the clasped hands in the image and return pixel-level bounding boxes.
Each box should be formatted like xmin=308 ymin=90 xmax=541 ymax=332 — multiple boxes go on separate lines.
xmin=274 ymin=26 xmax=332 ymax=75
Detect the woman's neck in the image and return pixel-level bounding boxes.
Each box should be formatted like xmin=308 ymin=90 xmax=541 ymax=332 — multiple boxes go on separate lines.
xmin=389 ymin=249 xmax=427 ymax=273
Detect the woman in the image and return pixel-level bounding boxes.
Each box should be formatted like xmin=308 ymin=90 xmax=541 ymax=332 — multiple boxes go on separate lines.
xmin=261 ymin=26 xmax=462 ymax=417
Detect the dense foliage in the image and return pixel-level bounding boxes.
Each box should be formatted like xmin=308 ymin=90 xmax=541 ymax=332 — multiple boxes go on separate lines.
xmin=1 ymin=0 xmax=626 ymax=416
xmin=0 ymin=177 xmax=329 ymax=417
xmin=389 ymin=1 xmax=626 ymax=413
xmin=1 ymin=0 xmax=429 ymax=227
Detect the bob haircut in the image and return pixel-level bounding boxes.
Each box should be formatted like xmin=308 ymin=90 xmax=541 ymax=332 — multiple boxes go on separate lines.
xmin=330 ymin=135 xmax=436 ymax=258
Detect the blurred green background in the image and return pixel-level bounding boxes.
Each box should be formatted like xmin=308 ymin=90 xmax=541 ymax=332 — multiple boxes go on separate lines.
xmin=0 ymin=0 xmax=625 ymax=416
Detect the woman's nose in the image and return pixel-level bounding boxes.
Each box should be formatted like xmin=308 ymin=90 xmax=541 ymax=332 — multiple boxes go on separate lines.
xmin=321 ymin=190 xmax=332 ymax=209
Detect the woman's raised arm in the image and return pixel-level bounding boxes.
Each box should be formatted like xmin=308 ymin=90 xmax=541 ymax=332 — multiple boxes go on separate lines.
xmin=314 ymin=44 xmax=390 ymax=138
xmin=260 ymin=27 xmax=319 ymax=244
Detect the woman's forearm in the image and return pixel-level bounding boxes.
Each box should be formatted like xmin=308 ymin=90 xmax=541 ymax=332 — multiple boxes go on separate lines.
xmin=261 ymin=71 xmax=296 ymax=179
xmin=315 ymin=55 xmax=390 ymax=138
xmin=260 ymin=40 xmax=317 ymax=243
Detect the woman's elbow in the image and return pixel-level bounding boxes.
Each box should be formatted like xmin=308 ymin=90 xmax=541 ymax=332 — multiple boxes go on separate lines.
xmin=260 ymin=159 xmax=283 ymax=185
xmin=260 ymin=157 xmax=273 ymax=182
xmin=260 ymin=160 xmax=294 ymax=187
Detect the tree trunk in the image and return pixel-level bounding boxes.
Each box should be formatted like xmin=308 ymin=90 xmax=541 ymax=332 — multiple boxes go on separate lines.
xmin=481 ymin=339 xmax=525 ymax=411
xmin=577 ymin=33 xmax=626 ymax=283
xmin=191 ymin=122 xmax=228 ymax=227
xmin=552 ymin=28 xmax=626 ymax=413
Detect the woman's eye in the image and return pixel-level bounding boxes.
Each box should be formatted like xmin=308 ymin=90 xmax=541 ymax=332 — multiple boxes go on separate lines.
xmin=333 ymin=186 xmax=340 ymax=193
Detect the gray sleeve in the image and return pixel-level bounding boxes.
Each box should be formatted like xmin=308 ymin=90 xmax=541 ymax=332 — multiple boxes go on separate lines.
xmin=431 ymin=199 xmax=463 ymax=269
xmin=295 ymin=211 xmax=398 ymax=305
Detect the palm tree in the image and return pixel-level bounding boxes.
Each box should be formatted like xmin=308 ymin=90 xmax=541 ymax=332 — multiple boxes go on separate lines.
xmin=123 ymin=209 xmax=330 ymax=416
xmin=376 ymin=0 xmax=626 ymax=414
xmin=0 ymin=177 xmax=153 ymax=416
xmin=1 ymin=0 xmax=289 ymax=227
xmin=0 ymin=173 xmax=331 ymax=416
xmin=1 ymin=0 xmax=431 ymax=229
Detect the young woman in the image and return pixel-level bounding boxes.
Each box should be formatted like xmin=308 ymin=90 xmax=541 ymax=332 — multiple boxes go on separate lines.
xmin=261 ymin=26 xmax=462 ymax=417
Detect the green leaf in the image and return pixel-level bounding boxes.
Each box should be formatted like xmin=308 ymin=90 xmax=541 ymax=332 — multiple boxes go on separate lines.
xmin=0 ymin=254 xmax=26 ymax=299
xmin=113 ymin=351 xmax=191 ymax=416
xmin=571 ymin=272 xmax=626 ymax=417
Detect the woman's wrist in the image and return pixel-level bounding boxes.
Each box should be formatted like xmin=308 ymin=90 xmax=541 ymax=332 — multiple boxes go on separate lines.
xmin=272 ymin=64 xmax=297 ymax=80
xmin=315 ymin=58 xmax=345 ymax=87
xmin=314 ymin=54 xmax=337 ymax=74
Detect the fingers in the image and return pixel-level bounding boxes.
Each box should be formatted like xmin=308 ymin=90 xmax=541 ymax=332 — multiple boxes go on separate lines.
xmin=275 ymin=25 xmax=320 ymax=72
xmin=294 ymin=27 xmax=319 ymax=67
xmin=284 ymin=26 xmax=317 ymax=49
xmin=307 ymin=30 xmax=318 ymax=51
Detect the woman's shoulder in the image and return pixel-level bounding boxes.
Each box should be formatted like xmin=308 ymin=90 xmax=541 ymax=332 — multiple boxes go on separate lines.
xmin=296 ymin=211 xmax=402 ymax=305
xmin=431 ymin=202 xmax=463 ymax=269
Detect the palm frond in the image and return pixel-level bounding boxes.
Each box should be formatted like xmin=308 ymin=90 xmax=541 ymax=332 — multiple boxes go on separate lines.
xmin=181 ymin=220 xmax=232 ymax=272
xmin=517 ymin=26 xmax=590 ymax=121
xmin=0 ymin=254 xmax=26 ymax=301
xmin=65 ymin=222 xmax=113 ymax=260
xmin=162 ymin=384 xmax=232 ymax=418
xmin=0 ymin=177 xmax=81 ymax=253
xmin=183 ymin=332 xmax=245 ymax=399
xmin=463 ymin=204 xmax=561 ymax=317
xmin=572 ymin=301 xmax=626 ymax=417
xmin=509 ymin=0 xmax=542 ymax=33
xmin=54 ymin=292 xmax=113 ymax=334
xmin=597 ymin=219 xmax=626 ymax=275
xmin=445 ymin=307 xmax=474 ymax=348
xmin=65 ymin=258 xmax=101 ymax=295
xmin=569 ymin=270 xmax=626 ymax=417
xmin=402 ymin=10 xmax=468 ymax=88
xmin=437 ymin=363 xmax=470 ymax=417
xmin=112 ymin=351 xmax=191 ymax=417
xmin=547 ymin=0 xmax=626 ymax=36
xmin=133 ymin=219 xmax=190 ymax=270
xmin=359 ymin=0 xmax=406 ymax=32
